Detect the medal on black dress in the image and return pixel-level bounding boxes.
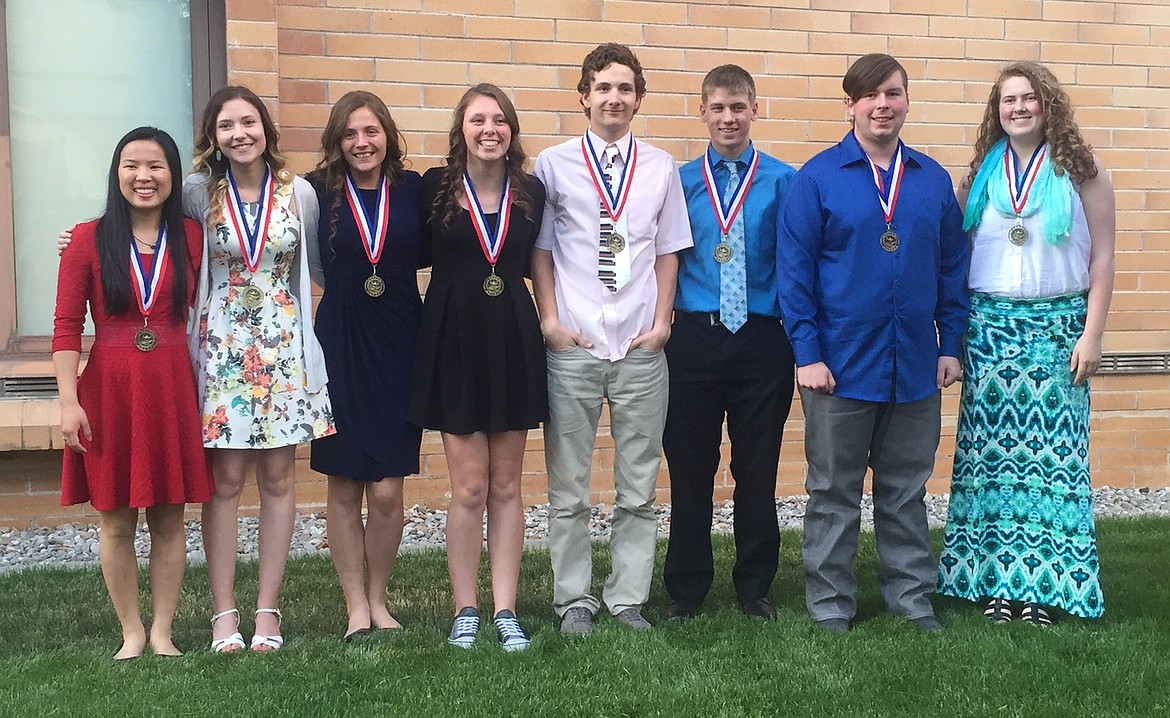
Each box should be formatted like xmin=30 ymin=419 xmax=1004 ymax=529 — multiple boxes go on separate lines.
xmin=583 ymin=133 xmax=636 ymax=254
xmin=865 ymin=144 xmax=905 ymax=253
xmin=130 ymin=226 xmax=169 ymax=353
xmin=226 ymin=165 xmax=274 ymax=309
xmin=345 ymin=171 xmax=391 ymax=298
xmin=702 ymin=149 xmax=759 ymax=264
xmin=1004 ymin=141 xmax=1046 ymax=246
xmin=464 ymin=172 xmax=512 ymax=298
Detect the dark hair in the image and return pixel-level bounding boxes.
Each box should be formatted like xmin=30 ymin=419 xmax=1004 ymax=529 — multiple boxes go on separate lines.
xmin=432 ymin=83 xmax=533 ymax=229
xmin=968 ymin=61 xmax=1097 ymax=184
xmin=842 ymin=54 xmax=908 ymax=102
xmin=316 ymin=91 xmax=408 ymax=248
xmin=95 ymin=127 xmax=189 ymax=321
xmin=701 ymin=64 xmax=756 ymax=104
xmin=192 ymin=86 xmax=291 ymax=227
xmin=576 ymin=43 xmax=647 ymax=116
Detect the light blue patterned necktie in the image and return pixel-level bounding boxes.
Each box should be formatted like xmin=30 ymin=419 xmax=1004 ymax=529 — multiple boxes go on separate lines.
xmin=718 ymin=159 xmax=747 ymax=333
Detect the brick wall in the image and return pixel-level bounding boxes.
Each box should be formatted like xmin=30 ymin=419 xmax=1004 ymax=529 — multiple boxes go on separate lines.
xmin=4 ymin=0 xmax=1168 ymax=528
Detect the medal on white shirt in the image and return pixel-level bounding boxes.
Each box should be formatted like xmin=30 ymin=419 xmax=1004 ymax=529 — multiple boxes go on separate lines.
xmin=463 ymin=171 xmax=512 ymax=297
xmin=702 ymin=150 xmax=759 ymax=264
xmin=582 ymin=134 xmax=637 ymax=253
xmin=226 ymin=165 xmax=274 ymax=309
xmin=865 ymin=143 xmax=905 ymax=253
xmin=1004 ymin=141 xmax=1046 ymax=246
xmin=345 ymin=172 xmax=391 ymax=298
xmin=129 ymin=226 xmax=170 ymax=352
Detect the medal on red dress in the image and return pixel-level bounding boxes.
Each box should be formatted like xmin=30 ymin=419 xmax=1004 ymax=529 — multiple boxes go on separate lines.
xmin=702 ymin=149 xmax=759 ymax=264
xmin=129 ymin=226 xmax=169 ymax=352
xmin=865 ymin=143 xmax=905 ymax=252
xmin=582 ymin=133 xmax=636 ymax=252
xmin=1004 ymin=141 xmax=1046 ymax=246
xmin=464 ymin=171 xmax=512 ymax=297
xmin=225 ymin=165 xmax=274 ymax=309
xmin=345 ymin=171 xmax=391 ymax=297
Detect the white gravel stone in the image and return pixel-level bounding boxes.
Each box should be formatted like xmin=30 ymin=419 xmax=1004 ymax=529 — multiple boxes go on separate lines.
xmin=2 ymin=487 xmax=1168 ymax=574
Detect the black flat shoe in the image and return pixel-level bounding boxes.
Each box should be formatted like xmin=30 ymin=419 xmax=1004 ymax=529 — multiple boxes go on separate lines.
xmin=667 ymin=600 xmax=701 ymax=622
xmin=984 ymin=598 xmax=1013 ymax=624
xmin=740 ymin=598 xmax=777 ymax=621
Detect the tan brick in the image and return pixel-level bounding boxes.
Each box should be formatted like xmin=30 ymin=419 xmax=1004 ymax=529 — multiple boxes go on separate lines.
xmin=644 ymin=24 xmax=725 ymax=49
xmin=811 ymin=0 xmax=890 ymax=10
xmin=463 ymin=16 xmax=554 ymax=41
xmin=277 ymin=29 xmax=323 ymax=55
xmin=964 ymin=39 xmax=1041 ymax=62
xmin=770 ymin=8 xmax=850 ymax=32
xmin=928 ymin=16 xmax=1005 ymax=40
xmin=514 ymin=0 xmax=601 ymax=20
xmin=810 ymin=31 xmax=887 ymax=55
xmin=229 ymin=20 xmax=279 ymax=47
xmin=230 ymin=1 xmax=277 ymax=22
xmin=276 ymin=5 xmax=373 ymax=32
xmin=687 ymin=3 xmax=770 ymax=28
xmin=422 ymin=37 xmax=511 ymax=64
xmin=851 ymin=12 xmax=930 ymax=36
xmin=1081 ymin=23 xmax=1150 ymax=45
xmin=423 ymin=0 xmax=513 ymax=14
xmin=1042 ymin=0 xmax=1116 ymax=22
xmin=1003 ymin=19 xmax=1079 ymax=42
xmin=1041 ymin=42 xmax=1113 ymax=65
xmin=229 ymin=47 xmax=279 ymax=73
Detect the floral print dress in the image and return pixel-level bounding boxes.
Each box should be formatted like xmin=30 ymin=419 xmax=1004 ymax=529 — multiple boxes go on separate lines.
xmin=199 ymin=180 xmax=334 ymax=448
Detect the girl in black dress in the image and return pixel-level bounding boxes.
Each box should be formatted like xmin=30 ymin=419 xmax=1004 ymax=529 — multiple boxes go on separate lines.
xmin=409 ymin=84 xmax=547 ymax=651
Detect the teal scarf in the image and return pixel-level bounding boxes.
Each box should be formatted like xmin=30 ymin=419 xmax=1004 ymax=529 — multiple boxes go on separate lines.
xmin=962 ymin=137 xmax=1074 ymax=246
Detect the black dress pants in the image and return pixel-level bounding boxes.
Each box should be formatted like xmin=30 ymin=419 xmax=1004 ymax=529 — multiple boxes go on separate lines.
xmin=662 ymin=312 xmax=795 ymax=604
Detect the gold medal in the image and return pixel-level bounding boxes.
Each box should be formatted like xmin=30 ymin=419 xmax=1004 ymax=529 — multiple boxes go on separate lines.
xmin=483 ymin=273 xmax=504 ymax=297
xmin=241 ymin=284 xmax=264 ymax=309
xmin=713 ymin=242 xmax=733 ymax=264
xmin=1009 ymin=222 xmax=1029 ymax=246
xmin=606 ymin=232 xmax=626 ymax=254
xmin=880 ymin=230 xmax=900 ymax=252
xmin=133 ymin=327 xmax=157 ymax=352
xmin=364 ymin=273 xmax=385 ymax=298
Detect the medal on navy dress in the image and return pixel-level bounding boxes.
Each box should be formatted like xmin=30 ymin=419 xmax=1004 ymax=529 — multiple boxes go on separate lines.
xmin=463 ymin=171 xmax=512 ymax=297
xmin=130 ymin=226 xmax=169 ymax=353
xmin=345 ymin=171 xmax=392 ymax=298
xmin=225 ymin=165 xmax=275 ymax=310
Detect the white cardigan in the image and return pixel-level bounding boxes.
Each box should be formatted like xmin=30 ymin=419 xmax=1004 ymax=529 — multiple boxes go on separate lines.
xmin=182 ymin=173 xmax=328 ymax=403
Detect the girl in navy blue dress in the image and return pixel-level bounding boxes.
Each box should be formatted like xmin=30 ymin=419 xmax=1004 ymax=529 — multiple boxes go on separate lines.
xmin=308 ymin=91 xmax=427 ymax=640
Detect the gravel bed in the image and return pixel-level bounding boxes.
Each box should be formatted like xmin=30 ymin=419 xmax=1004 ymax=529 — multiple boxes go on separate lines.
xmin=2 ymin=487 xmax=1168 ymax=574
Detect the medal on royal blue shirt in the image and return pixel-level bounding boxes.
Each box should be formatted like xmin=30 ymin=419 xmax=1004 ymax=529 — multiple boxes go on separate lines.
xmin=1004 ymin=141 xmax=1046 ymax=246
xmin=864 ymin=144 xmax=905 ymax=252
xmin=702 ymin=150 xmax=759 ymax=264
xmin=129 ymin=226 xmax=169 ymax=352
xmin=463 ymin=172 xmax=512 ymax=297
xmin=225 ymin=165 xmax=274 ymax=309
xmin=344 ymin=172 xmax=391 ymax=297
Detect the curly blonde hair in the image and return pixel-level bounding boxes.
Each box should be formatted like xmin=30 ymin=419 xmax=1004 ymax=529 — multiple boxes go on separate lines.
xmin=192 ymin=86 xmax=292 ymax=228
xmin=968 ymin=62 xmax=1097 ymax=184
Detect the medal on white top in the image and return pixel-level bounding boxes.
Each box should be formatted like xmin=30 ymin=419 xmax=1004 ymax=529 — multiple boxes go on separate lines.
xmin=225 ymin=165 xmax=274 ymax=309
xmin=1004 ymin=141 xmax=1046 ymax=246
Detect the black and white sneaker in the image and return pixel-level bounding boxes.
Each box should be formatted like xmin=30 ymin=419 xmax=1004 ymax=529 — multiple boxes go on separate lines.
xmin=1021 ymin=603 xmax=1054 ymax=627
xmin=493 ymin=610 xmax=531 ymax=652
xmin=447 ymin=607 xmax=480 ymax=648
xmin=984 ymin=598 xmax=1013 ymax=624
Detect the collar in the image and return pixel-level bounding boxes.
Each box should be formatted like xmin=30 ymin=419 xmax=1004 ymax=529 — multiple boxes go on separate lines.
xmin=586 ymin=128 xmax=633 ymax=163
xmin=706 ymin=141 xmax=755 ymax=168
xmin=837 ymin=131 xmax=921 ymax=170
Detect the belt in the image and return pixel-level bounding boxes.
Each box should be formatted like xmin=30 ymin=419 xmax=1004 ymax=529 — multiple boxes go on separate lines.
xmin=675 ymin=311 xmax=781 ymax=328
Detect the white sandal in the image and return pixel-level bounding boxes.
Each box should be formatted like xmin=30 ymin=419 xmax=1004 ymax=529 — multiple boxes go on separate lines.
xmin=210 ymin=608 xmax=246 ymax=653
xmin=250 ymin=608 xmax=284 ymax=652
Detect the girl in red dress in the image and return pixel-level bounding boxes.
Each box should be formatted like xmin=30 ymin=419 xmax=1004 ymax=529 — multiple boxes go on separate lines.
xmin=53 ymin=127 xmax=213 ymax=659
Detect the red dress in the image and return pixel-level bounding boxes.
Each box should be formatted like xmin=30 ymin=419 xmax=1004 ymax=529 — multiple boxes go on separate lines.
xmin=53 ymin=219 xmax=214 ymax=510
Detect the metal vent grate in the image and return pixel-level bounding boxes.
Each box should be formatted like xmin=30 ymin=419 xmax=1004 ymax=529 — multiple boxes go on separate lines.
xmin=0 ymin=376 xmax=60 ymax=398
xmin=1098 ymin=353 xmax=1170 ymax=375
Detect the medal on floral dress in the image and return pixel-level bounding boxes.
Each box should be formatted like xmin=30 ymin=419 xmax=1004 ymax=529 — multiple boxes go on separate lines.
xmin=1004 ymin=141 xmax=1046 ymax=246
xmin=702 ymin=150 xmax=759 ymax=264
xmin=864 ymin=143 xmax=905 ymax=252
xmin=225 ymin=165 xmax=274 ymax=309
xmin=345 ymin=171 xmax=391 ymax=297
xmin=129 ymin=226 xmax=169 ymax=352
xmin=463 ymin=171 xmax=512 ymax=298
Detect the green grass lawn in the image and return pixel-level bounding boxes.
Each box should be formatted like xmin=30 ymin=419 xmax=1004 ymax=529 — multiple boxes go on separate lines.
xmin=2 ymin=517 xmax=1169 ymax=718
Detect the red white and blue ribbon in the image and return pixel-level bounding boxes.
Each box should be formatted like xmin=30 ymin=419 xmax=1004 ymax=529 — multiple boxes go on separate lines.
xmin=345 ymin=171 xmax=391 ymax=267
xmin=1005 ymin=141 xmax=1047 ymax=216
xmin=582 ymin=134 xmax=637 ymax=224
xmin=225 ymin=165 xmax=274 ymax=272
xmin=130 ymin=226 xmax=169 ymax=318
xmin=701 ymin=149 xmax=759 ymax=237
xmin=463 ymin=172 xmax=512 ymax=266
xmin=865 ymin=142 xmax=905 ymax=226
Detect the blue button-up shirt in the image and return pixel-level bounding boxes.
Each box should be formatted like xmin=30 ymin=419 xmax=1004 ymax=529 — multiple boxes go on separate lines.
xmin=676 ymin=143 xmax=796 ymax=318
xmin=776 ymin=132 xmax=970 ymax=404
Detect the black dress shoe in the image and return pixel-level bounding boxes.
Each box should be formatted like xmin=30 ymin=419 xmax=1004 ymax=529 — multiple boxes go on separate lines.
xmin=814 ymin=618 xmax=850 ymax=633
xmin=739 ymin=598 xmax=776 ymax=620
xmin=667 ymin=600 xmax=701 ymax=622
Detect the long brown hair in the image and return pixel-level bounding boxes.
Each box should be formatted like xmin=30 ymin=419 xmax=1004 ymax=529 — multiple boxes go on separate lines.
xmin=192 ymin=86 xmax=292 ymax=227
xmin=315 ymin=91 xmax=408 ymax=247
xmin=432 ymin=84 xmax=532 ymax=229
xmin=968 ymin=62 xmax=1097 ymax=184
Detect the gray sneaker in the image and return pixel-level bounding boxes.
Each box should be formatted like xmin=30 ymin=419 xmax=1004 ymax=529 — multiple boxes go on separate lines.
xmin=614 ymin=607 xmax=653 ymax=631
xmin=559 ymin=607 xmax=594 ymax=635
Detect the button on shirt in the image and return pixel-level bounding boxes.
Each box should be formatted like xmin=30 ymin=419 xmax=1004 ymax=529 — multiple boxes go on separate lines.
xmin=534 ymin=130 xmax=693 ymax=361
xmin=776 ymin=132 xmax=970 ymax=404
xmin=677 ymin=143 xmax=797 ymax=318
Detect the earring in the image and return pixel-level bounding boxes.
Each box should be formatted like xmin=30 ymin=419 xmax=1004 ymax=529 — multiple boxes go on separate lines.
xmin=215 ymin=149 xmax=222 ymax=161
